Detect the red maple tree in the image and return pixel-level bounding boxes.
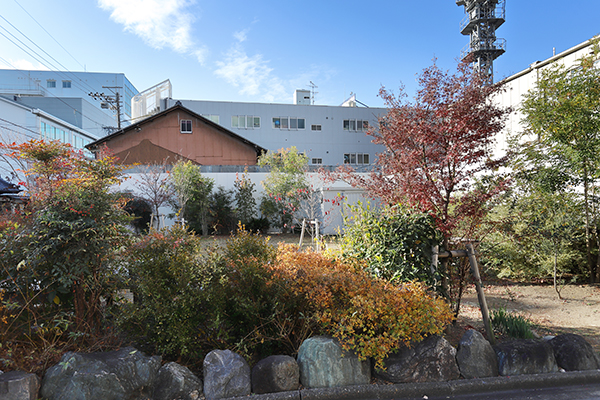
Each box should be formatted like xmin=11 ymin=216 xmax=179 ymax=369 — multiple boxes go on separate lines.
xmin=332 ymin=60 xmax=511 ymax=243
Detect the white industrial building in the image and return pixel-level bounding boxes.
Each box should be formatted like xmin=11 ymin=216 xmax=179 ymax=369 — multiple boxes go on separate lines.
xmin=494 ymin=37 xmax=599 ymax=158
xmin=0 ymin=69 xmax=139 ymax=138
xmin=0 ymin=95 xmax=98 ymax=180
xmin=128 ymin=82 xmax=388 ymax=168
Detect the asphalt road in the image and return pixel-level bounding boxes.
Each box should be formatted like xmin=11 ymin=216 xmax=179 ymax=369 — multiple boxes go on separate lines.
xmin=401 ymin=383 xmax=600 ymax=400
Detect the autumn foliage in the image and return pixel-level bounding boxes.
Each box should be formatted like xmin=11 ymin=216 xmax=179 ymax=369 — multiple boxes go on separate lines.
xmin=269 ymin=245 xmax=453 ymax=368
xmin=332 ymin=61 xmax=511 ymax=238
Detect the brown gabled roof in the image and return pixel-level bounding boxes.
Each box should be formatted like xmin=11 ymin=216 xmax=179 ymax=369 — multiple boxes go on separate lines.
xmin=85 ymin=102 xmax=267 ymax=156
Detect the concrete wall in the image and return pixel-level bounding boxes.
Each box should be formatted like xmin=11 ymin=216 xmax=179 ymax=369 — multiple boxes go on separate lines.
xmin=119 ymin=170 xmax=373 ymax=235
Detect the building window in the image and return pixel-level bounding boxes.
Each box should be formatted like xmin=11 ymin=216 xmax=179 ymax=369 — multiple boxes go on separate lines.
xmin=311 ymin=158 xmax=322 ymax=165
xmin=344 ymin=153 xmax=370 ymax=165
xmin=343 ymin=119 xmax=369 ymax=131
xmin=181 ymin=120 xmax=192 ymax=134
xmin=272 ymin=117 xmax=306 ymax=130
xmin=62 ymin=80 xmax=71 ymax=88
xmin=311 ymin=124 xmax=322 ymax=131
xmin=202 ymin=114 xmax=220 ymax=124
xmin=232 ymin=115 xmax=260 ymax=129
xmin=47 ymin=80 xmax=56 ymax=88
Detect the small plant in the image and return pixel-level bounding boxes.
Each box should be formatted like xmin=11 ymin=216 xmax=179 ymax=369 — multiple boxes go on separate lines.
xmin=269 ymin=245 xmax=454 ymax=368
xmin=491 ymin=307 xmax=535 ymax=339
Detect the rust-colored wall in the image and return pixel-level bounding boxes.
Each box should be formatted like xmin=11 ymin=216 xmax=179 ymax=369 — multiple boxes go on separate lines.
xmin=103 ymin=110 xmax=259 ymax=165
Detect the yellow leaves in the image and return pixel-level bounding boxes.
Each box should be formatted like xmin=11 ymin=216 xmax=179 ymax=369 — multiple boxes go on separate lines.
xmin=267 ymin=244 xmax=453 ymax=369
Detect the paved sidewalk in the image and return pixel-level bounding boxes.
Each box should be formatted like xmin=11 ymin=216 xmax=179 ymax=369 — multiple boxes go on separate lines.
xmin=226 ymin=370 xmax=600 ymax=400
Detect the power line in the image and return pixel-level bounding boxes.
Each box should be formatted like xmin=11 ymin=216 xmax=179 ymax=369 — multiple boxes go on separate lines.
xmin=0 ymin=56 xmax=110 ymax=132
xmin=0 ymin=4 xmax=133 ymax=133
xmin=0 ymin=20 xmax=98 ymax=96
xmin=12 ymin=0 xmax=86 ymax=71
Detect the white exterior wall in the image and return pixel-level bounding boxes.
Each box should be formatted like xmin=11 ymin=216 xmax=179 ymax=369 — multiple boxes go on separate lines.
xmin=0 ymin=69 xmax=139 ymax=133
xmin=0 ymin=96 xmax=98 ymax=180
xmin=120 ymin=170 xmax=372 ymax=235
xmin=494 ymin=38 xmax=597 ymax=158
xmin=165 ymin=98 xmax=387 ymax=167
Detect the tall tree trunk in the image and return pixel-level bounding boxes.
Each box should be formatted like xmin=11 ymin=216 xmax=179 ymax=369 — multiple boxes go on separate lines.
xmin=583 ymin=164 xmax=595 ymax=283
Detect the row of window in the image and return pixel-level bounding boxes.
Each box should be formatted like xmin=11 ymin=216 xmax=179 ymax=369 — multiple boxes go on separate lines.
xmin=310 ymin=153 xmax=370 ymax=165
xmin=47 ymin=80 xmax=71 ymax=88
xmin=344 ymin=153 xmax=370 ymax=165
xmin=272 ymin=117 xmax=306 ymax=130
xmin=233 ymin=115 xmax=260 ymax=129
xmin=41 ymin=122 xmax=92 ymax=152
xmin=343 ymin=119 xmax=369 ymax=131
xmin=220 ymin=115 xmax=368 ymax=132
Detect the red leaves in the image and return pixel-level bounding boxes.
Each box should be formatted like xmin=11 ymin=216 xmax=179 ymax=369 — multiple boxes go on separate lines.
xmin=329 ymin=60 xmax=511 ymax=238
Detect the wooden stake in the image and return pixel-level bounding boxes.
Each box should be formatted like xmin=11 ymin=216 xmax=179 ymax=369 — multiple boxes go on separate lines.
xmin=298 ymin=219 xmax=306 ymax=250
xmin=466 ymin=243 xmax=496 ymax=345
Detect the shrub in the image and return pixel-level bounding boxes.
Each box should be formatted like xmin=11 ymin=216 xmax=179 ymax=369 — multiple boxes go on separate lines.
xmin=209 ymin=186 xmax=236 ymax=234
xmin=491 ymin=307 xmax=535 ymax=339
xmin=118 ymin=228 xmax=452 ymax=367
xmin=118 ymin=226 xmax=215 ymax=359
xmin=269 ymin=245 xmax=454 ymax=368
xmin=341 ymin=202 xmax=441 ymax=286
xmin=245 ymin=216 xmax=270 ymax=233
xmin=118 ymin=225 xmax=281 ymax=362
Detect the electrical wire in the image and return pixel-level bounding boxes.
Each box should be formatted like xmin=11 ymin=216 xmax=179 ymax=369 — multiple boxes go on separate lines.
xmin=12 ymin=0 xmax=86 ymax=71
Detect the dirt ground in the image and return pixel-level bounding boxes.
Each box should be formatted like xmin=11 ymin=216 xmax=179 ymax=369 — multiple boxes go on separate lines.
xmin=448 ymin=282 xmax=600 ymax=352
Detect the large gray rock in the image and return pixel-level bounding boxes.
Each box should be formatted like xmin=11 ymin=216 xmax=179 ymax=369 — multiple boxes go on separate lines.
xmin=40 ymin=347 xmax=161 ymax=400
xmin=494 ymin=339 xmax=558 ymax=376
xmin=252 ymin=355 xmax=299 ymax=394
xmin=152 ymin=362 xmax=203 ymax=400
xmin=456 ymin=329 xmax=498 ymax=378
xmin=373 ymin=335 xmax=460 ymax=383
xmin=203 ymin=349 xmax=251 ymax=400
xmin=549 ymin=333 xmax=600 ymax=371
xmin=0 ymin=371 xmax=40 ymax=400
xmin=297 ymin=336 xmax=370 ymax=389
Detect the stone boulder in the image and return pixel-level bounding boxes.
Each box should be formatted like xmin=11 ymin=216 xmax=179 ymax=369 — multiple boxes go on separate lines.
xmin=373 ymin=335 xmax=460 ymax=383
xmin=203 ymin=349 xmax=251 ymax=400
xmin=456 ymin=329 xmax=498 ymax=379
xmin=252 ymin=355 xmax=299 ymax=394
xmin=152 ymin=362 xmax=203 ymax=400
xmin=494 ymin=339 xmax=558 ymax=376
xmin=40 ymin=347 xmax=161 ymax=400
xmin=297 ymin=336 xmax=370 ymax=389
xmin=0 ymin=371 xmax=40 ymax=400
xmin=548 ymin=333 xmax=600 ymax=371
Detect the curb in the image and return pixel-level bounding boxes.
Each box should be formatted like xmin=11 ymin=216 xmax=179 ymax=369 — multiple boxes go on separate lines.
xmin=225 ymin=370 xmax=600 ymax=400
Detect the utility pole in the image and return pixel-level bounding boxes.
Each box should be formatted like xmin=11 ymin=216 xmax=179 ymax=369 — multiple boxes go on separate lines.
xmin=89 ymin=86 xmax=123 ymax=130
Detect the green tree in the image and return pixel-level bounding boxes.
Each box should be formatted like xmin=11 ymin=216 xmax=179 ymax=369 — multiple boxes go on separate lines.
xmin=234 ymin=167 xmax=257 ymax=225
xmin=258 ymin=147 xmax=309 ymax=231
xmin=0 ymin=140 xmax=130 ymax=334
xmin=209 ymin=186 xmax=236 ymax=234
xmin=520 ymin=41 xmax=600 ymax=283
xmin=341 ymin=202 xmax=441 ymax=285
xmin=170 ymin=160 xmax=214 ymax=235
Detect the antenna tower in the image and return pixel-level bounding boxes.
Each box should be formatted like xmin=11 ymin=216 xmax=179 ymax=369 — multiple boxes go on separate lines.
xmin=309 ymin=81 xmax=318 ymax=105
xmin=457 ymin=0 xmax=506 ymax=84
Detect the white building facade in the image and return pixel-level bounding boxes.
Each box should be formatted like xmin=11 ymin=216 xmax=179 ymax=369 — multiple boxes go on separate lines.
xmin=0 ymin=70 xmax=139 ymax=138
xmin=161 ymin=92 xmax=388 ymax=167
xmin=0 ymin=96 xmax=98 ymax=180
xmin=494 ymin=37 xmax=598 ymax=158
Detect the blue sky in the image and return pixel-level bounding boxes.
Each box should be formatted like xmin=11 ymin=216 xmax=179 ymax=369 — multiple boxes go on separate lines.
xmin=1 ymin=0 xmax=599 ymax=108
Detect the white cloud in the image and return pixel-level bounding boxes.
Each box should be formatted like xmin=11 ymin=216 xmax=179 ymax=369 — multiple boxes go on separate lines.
xmin=98 ymin=0 xmax=206 ymax=62
xmin=214 ymin=45 xmax=287 ymax=101
xmin=233 ymin=29 xmax=249 ymax=43
xmin=0 ymin=59 xmax=50 ymax=70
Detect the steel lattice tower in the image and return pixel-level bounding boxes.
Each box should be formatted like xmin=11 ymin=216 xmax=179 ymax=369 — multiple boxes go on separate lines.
xmin=457 ymin=0 xmax=506 ymax=84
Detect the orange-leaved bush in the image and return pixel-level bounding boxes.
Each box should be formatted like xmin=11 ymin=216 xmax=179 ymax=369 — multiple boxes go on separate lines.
xmin=268 ymin=245 xmax=454 ymax=368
